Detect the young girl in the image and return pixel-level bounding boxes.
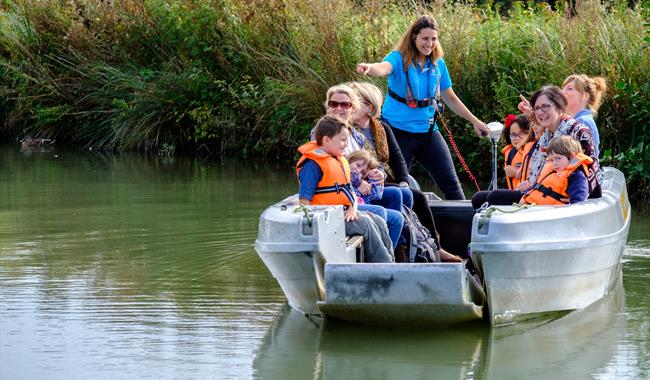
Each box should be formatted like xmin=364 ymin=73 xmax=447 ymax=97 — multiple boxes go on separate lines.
xmin=347 ymin=150 xmax=384 ymax=205
xmin=520 ymin=136 xmax=592 ymax=205
xmin=346 ymin=150 xmax=402 ymax=249
xmin=518 ymin=120 xmax=545 ymax=190
xmin=501 ymin=114 xmax=531 ymax=190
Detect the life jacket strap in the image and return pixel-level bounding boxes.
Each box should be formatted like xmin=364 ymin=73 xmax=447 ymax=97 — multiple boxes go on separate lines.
xmin=387 ymin=87 xmax=436 ymax=109
xmin=531 ymin=183 xmax=568 ymax=204
xmin=315 ymin=183 xmax=356 ymax=205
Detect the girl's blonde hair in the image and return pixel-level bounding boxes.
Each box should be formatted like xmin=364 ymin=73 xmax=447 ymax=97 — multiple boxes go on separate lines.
xmin=547 ymin=136 xmax=583 ymax=159
xmin=325 ymin=84 xmax=361 ymax=112
xmin=394 ymin=15 xmax=444 ymax=69
xmin=562 ymin=74 xmax=607 ymax=113
xmin=347 ymin=149 xmax=378 ymax=170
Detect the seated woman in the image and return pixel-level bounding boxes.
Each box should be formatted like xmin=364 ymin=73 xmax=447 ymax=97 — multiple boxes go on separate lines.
xmin=321 ymin=84 xmax=404 ymax=248
xmin=561 ymin=74 xmax=607 ymax=158
xmin=321 ymin=84 xmax=408 ymax=212
xmin=472 ymin=85 xmax=601 ymax=209
xmin=349 ymin=81 xmax=462 ymax=262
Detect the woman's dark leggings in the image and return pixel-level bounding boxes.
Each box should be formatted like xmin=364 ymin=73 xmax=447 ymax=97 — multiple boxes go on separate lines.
xmin=391 ymin=127 xmax=465 ymax=200
xmin=471 ymin=190 xmax=523 ymax=210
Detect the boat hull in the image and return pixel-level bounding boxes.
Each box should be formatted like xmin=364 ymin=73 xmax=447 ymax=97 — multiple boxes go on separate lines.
xmin=318 ymin=263 xmax=484 ymax=325
xmin=254 ymin=168 xmax=630 ymax=327
xmin=472 ymin=167 xmax=630 ymax=326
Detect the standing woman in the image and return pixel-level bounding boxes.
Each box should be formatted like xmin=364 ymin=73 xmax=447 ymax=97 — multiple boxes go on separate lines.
xmin=356 ymin=15 xmax=488 ymax=200
xmin=561 ymin=74 xmax=607 ymax=158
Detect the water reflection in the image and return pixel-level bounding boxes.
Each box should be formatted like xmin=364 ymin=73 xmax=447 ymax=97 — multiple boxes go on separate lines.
xmin=254 ymin=278 xmax=626 ymax=379
xmin=1 ymin=146 xmax=648 ymax=379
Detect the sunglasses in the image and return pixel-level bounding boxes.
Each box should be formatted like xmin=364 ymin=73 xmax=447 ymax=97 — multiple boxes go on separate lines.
xmin=328 ymin=100 xmax=352 ymax=109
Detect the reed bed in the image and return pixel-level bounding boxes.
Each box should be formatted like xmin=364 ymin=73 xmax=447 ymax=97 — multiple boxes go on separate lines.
xmin=1 ymin=0 xmax=648 ymax=201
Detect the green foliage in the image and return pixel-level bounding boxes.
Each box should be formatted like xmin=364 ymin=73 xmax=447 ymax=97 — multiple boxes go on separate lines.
xmin=0 ymin=0 xmax=649 ymax=202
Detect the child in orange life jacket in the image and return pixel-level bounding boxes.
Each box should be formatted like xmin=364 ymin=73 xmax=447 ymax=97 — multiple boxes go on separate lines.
xmin=518 ymin=120 xmax=545 ymax=190
xmin=520 ymin=136 xmax=592 ymax=205
xmin=296 ymin=115 xmax=394 ymax=263
xmin=501 ymin=114 xmax=532 ymax=190
xmin=347 ymin=150 xmax=384 ymax=204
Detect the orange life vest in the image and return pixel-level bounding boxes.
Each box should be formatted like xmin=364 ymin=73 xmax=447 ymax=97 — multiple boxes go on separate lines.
xmin=522 ymin=153 xmax=593 ymax=205
xmin=296 ymin=141 xmax=355 ymax=206
xmin=519 ymin=140 xmax=538 ymax=183
xmin=502 ymin=144 xmax=527 ymax=190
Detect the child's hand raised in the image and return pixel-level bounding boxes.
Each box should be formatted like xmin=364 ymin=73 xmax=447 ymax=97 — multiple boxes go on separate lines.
xmin=366 ymin=168 xmax=385 ymax=183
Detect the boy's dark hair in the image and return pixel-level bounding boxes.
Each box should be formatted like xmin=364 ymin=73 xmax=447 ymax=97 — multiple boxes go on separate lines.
xmin=547 ymin=136 xmax=582 ymax=159
xmin=314 ymin=115 xmax=350 ymax=145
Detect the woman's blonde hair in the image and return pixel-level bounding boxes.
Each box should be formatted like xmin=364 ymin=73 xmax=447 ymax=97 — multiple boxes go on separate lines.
xmin=562 ymin=74 xmax=607 ymax=113
xmin=547 ymin=136 xmax=583 ymax=159
xmin=347 ymin=81 xmax=390 ymax=162
xmin=347 ymin=149 xmax=378 ymax=170
xmin=394 ymin=15 xmax=444 ymax=69
xmin=325 ymin=84 xmax=360 ymax=112
xmin=349 ymin=81 xmax=383 ymax=119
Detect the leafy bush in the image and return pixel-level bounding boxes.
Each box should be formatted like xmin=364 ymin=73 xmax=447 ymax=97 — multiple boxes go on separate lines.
xmin=1 ymin=0 xmax=648 ymax=202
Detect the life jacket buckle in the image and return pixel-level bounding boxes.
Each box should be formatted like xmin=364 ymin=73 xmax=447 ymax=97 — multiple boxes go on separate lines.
xmin=408 ymin=99 xmax=416 ymax=109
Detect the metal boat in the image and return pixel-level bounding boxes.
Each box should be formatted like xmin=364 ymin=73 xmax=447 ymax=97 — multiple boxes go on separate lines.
xmin=254 ymin=167 xmax=630 ymax=326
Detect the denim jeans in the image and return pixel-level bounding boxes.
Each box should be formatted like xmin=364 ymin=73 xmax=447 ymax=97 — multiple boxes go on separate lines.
xmin=372 ymin=186 xmax=404 ymax=211
xmin=390 ymin=127 xmax=465 ymax=200
xmin=358 ymin=204 xmax=404 ymax=249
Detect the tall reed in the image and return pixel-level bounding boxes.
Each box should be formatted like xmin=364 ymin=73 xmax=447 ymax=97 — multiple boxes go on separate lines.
xmin=1 ymin=0 xmax=648 ymax=201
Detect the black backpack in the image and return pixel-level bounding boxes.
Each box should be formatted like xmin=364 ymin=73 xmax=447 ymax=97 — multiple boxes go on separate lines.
xmin=396 ymin=206 xmax=441 ymax=263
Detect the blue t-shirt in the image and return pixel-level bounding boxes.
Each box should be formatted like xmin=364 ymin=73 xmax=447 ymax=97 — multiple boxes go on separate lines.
xmin=574 ymin=109 xmax=600 ymax=158
xmin=382 ymin=50 xmax=452 ymax=133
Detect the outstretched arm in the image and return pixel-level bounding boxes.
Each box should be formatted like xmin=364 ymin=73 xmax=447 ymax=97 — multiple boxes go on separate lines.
xmin=440 ymin=87 xmax=489 ymax=138
xmin=356 ymin=61 xmax=393 ymax=77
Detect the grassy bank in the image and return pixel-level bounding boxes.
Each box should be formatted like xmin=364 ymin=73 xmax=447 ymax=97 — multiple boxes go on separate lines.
xmin=1 ymin=0 xmax=648 ymax=202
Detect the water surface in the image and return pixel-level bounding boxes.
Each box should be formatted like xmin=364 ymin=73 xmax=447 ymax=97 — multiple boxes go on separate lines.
xmin=1 ymin=146 xmax=648 ymax=379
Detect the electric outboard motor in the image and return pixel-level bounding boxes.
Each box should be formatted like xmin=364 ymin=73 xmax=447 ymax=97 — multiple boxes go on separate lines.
xmin=486 ymin=122 xmax=504 ymax=143
xmin=486 ymin=122 xmax=505 ymax=190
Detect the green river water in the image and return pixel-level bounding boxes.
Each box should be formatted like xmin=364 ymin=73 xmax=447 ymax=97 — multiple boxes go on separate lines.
xmin=1 ymin=145 xmax=648 ymax=379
